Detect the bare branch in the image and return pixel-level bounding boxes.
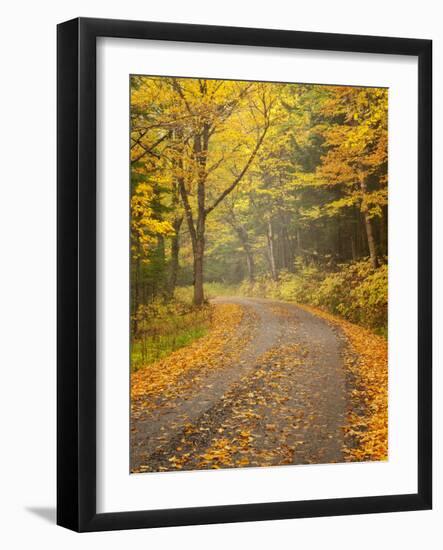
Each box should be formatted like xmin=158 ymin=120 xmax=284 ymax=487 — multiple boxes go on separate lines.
xmin=131 ymin=133 xmax=169 ymax=164
xmin=170 ymin=78 xmax=194 ymax=115
xmin=205 ymin=123 xmax=270 ymax=215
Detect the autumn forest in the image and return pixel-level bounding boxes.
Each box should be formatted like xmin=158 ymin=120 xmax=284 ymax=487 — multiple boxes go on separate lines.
xmin=130 ymin=76 xmax=388 ymax=473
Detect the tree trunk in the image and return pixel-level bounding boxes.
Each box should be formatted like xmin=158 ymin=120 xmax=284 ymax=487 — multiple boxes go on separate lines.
xmin=350 ymin=235 xmax=357 ymax=261
xmin=363 ymin=210 xmax=378 ymax=269
xmin=230 ymin=219 xmax=255 ymax=282
xmin=132 ymin=254 xmax=141 ymax=338
xmin=281 ymin=224 xmax=293 ymax=271
xmin=276 ymin=228 xmax=283 ymax=270
xmin=193 ymin=236 xmax=205 ymax=306
xmin=380 ymin=206 xmax=388 ymax=258
xmin=359 ymin=173 xmax=378 ymax=269
xmin=296 ymin=228 xmax=306 ymax=266
xmin=245 ymin=248 xmax=255 ymax=282
xmin=267 ymin=220 xmax=278 ymax=281
xmin=168 ymin=216 xmax=183 ymax=297
xmin=168 ymin=132 xmax=183 ymax=298
xmin=192 ymin=125 xmax=209 ymax=307
xmin=171 ymin=79 xmax=271 ymax=307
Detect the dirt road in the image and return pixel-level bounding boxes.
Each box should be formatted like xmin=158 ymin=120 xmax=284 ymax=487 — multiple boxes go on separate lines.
xmin=131 ymin=297 xmax=348 ymax=472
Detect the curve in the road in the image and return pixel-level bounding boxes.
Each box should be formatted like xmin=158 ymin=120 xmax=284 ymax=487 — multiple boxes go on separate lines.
xmin=131 ymin=297 xmax=347 ymax=470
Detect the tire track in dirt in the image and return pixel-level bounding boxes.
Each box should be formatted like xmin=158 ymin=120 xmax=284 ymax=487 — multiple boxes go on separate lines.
xmin=131 ymin=297 xmax=347 ymax=472
xmin=131 ymin=298 xmax=284 ymax=470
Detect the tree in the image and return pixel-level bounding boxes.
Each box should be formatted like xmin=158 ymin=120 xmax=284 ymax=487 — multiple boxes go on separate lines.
xmin=312 ymin=86 xmax=388 ymax=268
xmin=133 ymin=77 xmax=276 ymax=304
xmin=129 ymin=77 xmax=388 ymax=314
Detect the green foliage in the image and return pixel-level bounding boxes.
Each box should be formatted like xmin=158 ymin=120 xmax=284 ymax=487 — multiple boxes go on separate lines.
xmin=131 ymin=299 xmax=213 ymax=370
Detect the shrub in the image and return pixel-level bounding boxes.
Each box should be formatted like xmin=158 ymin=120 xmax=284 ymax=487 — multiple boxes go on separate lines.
xmin=313 ymin=260 xmax=387 ymax=332
xmin=238 ymin=259 xmax=387 ymax=333
xmin=348 ymin=263 xmax=387 ymax=331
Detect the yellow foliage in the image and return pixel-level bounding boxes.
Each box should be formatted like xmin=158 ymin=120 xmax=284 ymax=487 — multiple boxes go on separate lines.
xmin=131 ymin=182 xmax=174 ymax=259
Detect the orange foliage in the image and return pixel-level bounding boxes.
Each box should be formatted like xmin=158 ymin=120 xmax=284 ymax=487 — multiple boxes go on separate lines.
xmin=131 ymin=303 xmax=244 ymax=401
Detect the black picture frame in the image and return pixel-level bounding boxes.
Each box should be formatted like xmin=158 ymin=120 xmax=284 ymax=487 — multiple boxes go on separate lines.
xmin=57 ymin=17 xmax=432 ymax=532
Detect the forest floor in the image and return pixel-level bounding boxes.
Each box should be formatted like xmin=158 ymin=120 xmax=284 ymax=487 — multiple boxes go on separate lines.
xmin=130 ymin=296 xmax=384 ymax=472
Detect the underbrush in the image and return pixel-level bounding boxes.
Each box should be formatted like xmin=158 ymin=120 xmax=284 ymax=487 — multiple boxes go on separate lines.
xmin=203 ymin=282 xmax=241 ymax=299
xmin=131 ymin=299 xmax=213 ymax=371
xmin=174 ymin=282 xmax=241 ymax=302
xmin=238 ymin=259 xmax=387 ymax=334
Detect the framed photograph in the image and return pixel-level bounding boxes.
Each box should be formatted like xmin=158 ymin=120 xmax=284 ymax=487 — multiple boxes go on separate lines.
xmin=57 ymin=17 xmax=432 ymax=531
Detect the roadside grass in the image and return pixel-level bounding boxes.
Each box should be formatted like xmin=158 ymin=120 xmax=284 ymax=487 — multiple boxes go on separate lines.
xmin=131 ymin=303 xmax=212 ymax=372
xmin=131 ymin=283 xmax=239 ymax=372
